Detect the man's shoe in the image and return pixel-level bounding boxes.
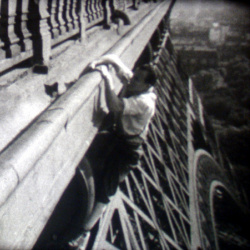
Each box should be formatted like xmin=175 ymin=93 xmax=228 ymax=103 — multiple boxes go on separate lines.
xmin=68 ymin=231 xmax=90 ymax=249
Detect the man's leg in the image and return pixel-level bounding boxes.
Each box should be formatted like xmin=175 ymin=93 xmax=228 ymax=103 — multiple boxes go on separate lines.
xmin=118 ymin=142 xmax=143 ymax=183
xmin=78 ymin=146 xmax=121 ymax=229
xmin=82 ymin=201 xmax=107 ymax=231
xmin=69 ymin=141 xmax=141 ymax=248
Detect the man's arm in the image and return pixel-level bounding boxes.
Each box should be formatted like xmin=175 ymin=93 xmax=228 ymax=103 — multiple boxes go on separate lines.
xmin=89 ymin=54 xmax=133 ymax=83
xmin=98 ymin=66 xmax=124 ymax=114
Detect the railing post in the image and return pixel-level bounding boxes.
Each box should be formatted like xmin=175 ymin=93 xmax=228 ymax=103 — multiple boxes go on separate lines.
xmin=71 ymin=0 xmax=79 ymax=29
xmin=92 ymin=0 xmax=100 ymax=20
xmin=0 ymin=0 xmax=21 ymax=57
xmin=103 ymin=0 xmax=113 ymax=29
xmin=65 ymin=0 xmax=73 ymax=32
xmin=29 ymin=0 xmax=51 ymax=73
xmin=85 ymin=0 xmax=93 ymax=23
xmin=57 ymin=0 xmax=67 ymax=35
xmin=78 ymin=0 xmax=86 ymax=42
xmin=96 ymin=0 xmax=104 ymax=19
xmin=0 ymin=0 xmax=6 ymax=60
xmin=16 ymin=0 xmax=33 ymax=52
xmin=90 ymin=0 xmax=96 ymax=22
xmin=49 ymin=0 xmax=60 ymax=39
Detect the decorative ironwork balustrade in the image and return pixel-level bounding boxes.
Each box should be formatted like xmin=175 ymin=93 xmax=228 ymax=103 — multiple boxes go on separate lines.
xmin=85 ymin=0 xmax=105 ymax=28
xmin=0 ymin=0 xmax=145 ymax=74
xmin=0 ymin=0 xmax=33 ymax=72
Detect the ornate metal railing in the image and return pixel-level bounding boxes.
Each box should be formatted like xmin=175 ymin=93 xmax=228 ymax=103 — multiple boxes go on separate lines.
xmin=85 ymin=0 xmax=104 ymax=27
xmin=47 ymin=0 xmax=82 ymax=45
xmin=0 ymin=0 xmax=33 ymax=72
xmin=0 ymin=0 xmax=141 ymax=74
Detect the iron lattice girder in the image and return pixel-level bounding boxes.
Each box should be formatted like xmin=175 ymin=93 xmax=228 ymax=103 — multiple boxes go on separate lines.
xmin=89 ymin=29 xmax=194 ymax=249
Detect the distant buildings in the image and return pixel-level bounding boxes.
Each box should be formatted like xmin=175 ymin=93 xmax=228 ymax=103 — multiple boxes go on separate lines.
xmin=170 ymin=2 xmax=250 ymax=75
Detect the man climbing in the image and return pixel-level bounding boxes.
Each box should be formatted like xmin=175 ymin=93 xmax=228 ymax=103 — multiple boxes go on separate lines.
xmin=69 ymin=54 xmax=157 ymax=248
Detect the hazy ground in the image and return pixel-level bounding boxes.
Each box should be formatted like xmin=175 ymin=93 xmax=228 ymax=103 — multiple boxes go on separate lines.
xmin=171 ymin=0 xmax=250 ymax=25
xmin=170 ymin=0 xmax=250 ymax=202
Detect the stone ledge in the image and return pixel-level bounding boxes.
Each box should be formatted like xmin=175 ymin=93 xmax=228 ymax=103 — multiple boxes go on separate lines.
xmin=0 ymin=3 xmax=155 ymax=152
